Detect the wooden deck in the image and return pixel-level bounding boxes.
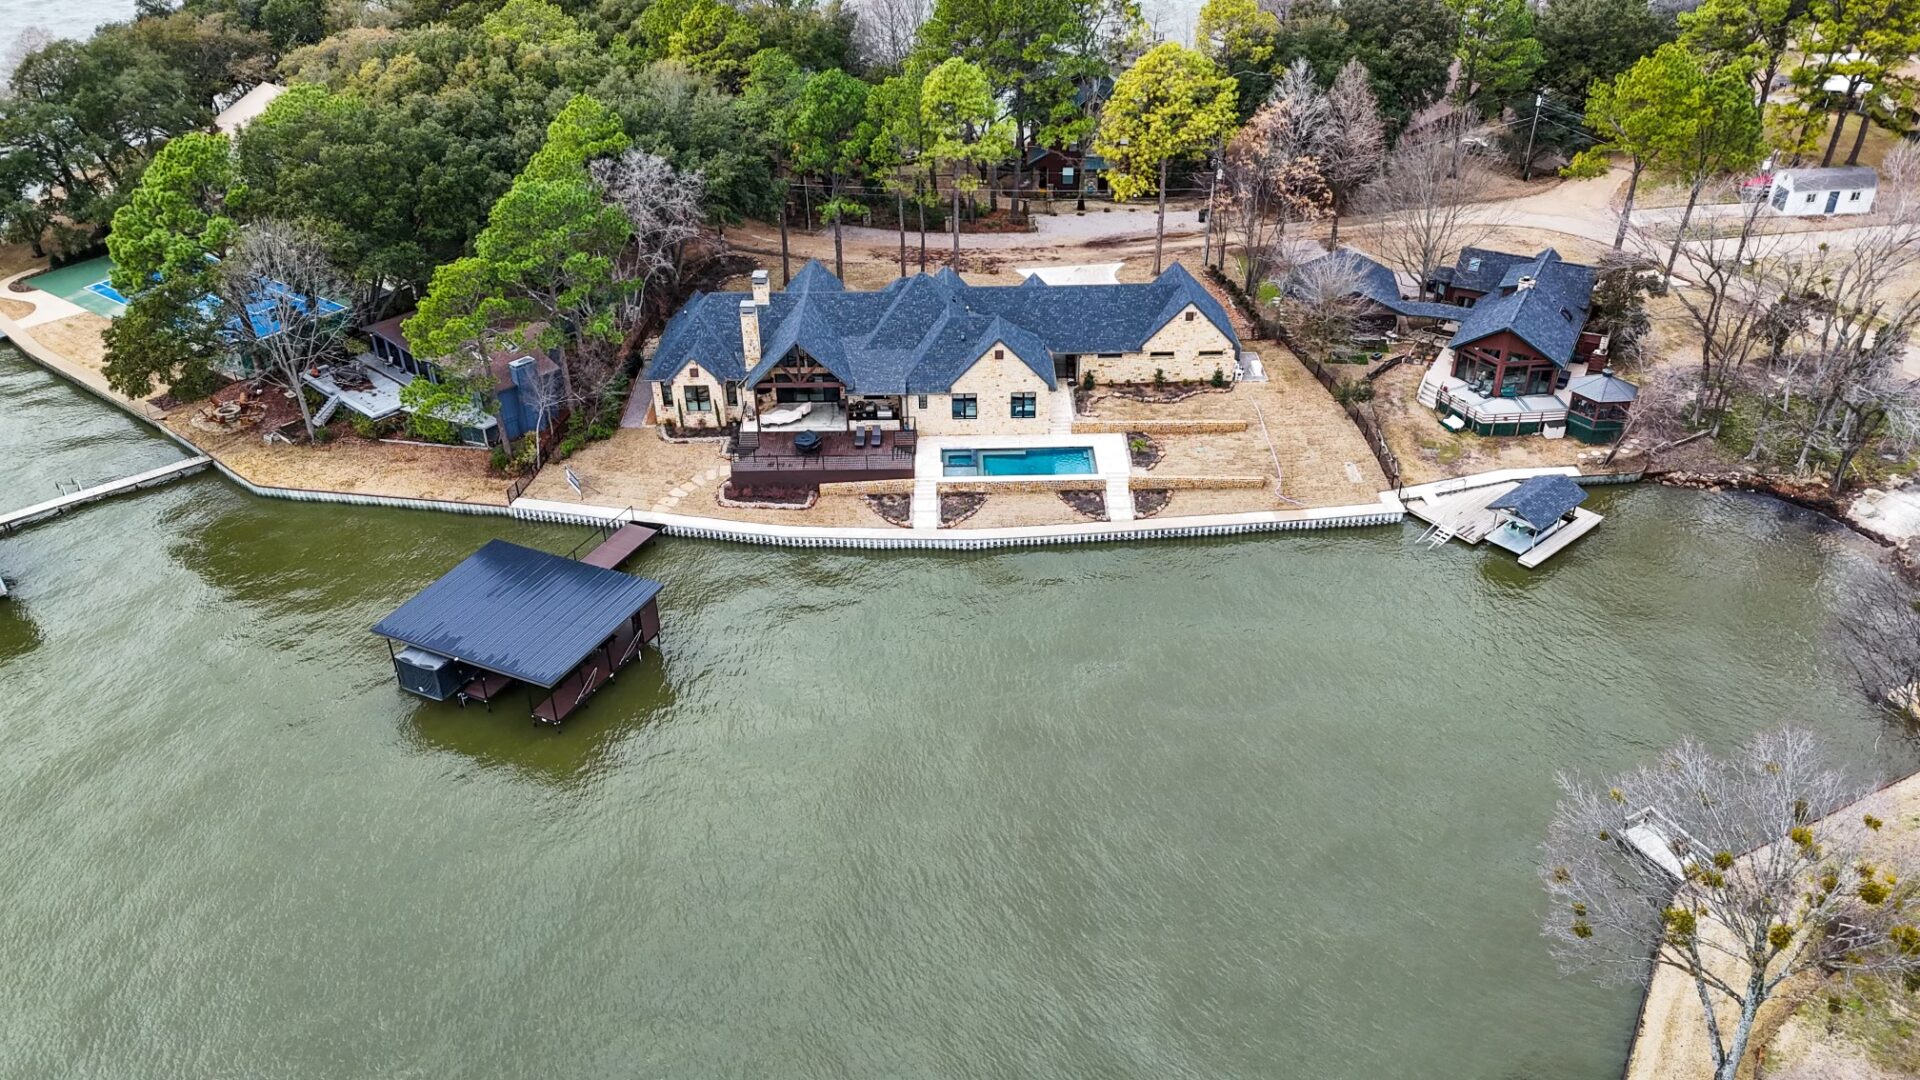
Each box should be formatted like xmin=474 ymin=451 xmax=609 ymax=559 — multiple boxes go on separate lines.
xmin=1518 ymin=508 xmax=1603 ymax=568
xmin=0 ymin=456 xmax=213 ymax=535
xmin=581 ymin=523 xmax=657 ymax=569
xmin=1404 ymin=481 xmax=1518 ymax=545
xmin=531 ymin=614 xmax=646 ymax=724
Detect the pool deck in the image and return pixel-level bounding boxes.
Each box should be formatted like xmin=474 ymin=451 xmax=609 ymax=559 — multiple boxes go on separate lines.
xmin=912 ymin=433 xmax=1131 ymax=529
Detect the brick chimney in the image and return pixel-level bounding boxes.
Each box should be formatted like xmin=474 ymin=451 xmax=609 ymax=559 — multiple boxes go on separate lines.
xmin=739 ymin=299 xmax=761 ymax=368
xmin=751 ymin=269 xmax=770 ymax=306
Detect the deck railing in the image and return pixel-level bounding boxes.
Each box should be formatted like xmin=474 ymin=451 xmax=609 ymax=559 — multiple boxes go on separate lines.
xmin=732 ymin=452 xmax=915 ymax=474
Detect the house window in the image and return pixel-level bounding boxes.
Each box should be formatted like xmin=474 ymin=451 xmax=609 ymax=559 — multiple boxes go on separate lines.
xmin=1805 ymin=193 xmax=1817 ymax=204
xmin=1200 ymin=350 xmax=1224 ymax=362
xmin=1150 ymin=351 xmax=1174 ymax=361
xmin=1098 ymin=353 xmax=1121 ymax=361
xmin=685 ymin=385 xmax=713 ymax=412
xmin=994 ymin=348 xmax=1004 ymax=359
xmin=1184 ymin=311 xmax=1195 ymax=322
xmin=1849 ymin=190 xmax=1862 ymax=201
xmin=952 ymin=394 xmax=977 ymax=419
xmin=1467 ymin=257 xmax=1482 ymax=272
xmin=724 ymin=383 xmax=738 ymax=406
xmin=1010 ymin=392 xmax=1036 ymax=418
xmin=917 ymin=394 xmax=928 ymax=409
xmin=662 ymin=384 xmax=673 ymax=407
xmin=1062 ymin=166 xmax=1075 ymax=184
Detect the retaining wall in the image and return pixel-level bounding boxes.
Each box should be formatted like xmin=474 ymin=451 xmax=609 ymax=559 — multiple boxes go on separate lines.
xmin=818 ymin=478 xmax=917 ymax=496
xmin=1131 ymin=475 xmax=1267 ymax=491
xmin=1073 ymin=419 xmax=1249 ymax=435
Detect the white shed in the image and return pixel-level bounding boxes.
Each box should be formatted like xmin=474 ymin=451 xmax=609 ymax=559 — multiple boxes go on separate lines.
xmin=1768 ymin=166 xmax=1878 ymax=217
xmin=214 ymin=83 xmax=286 ymax=138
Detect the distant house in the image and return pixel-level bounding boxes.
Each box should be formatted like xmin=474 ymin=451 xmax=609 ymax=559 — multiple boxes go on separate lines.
xmin=214 ymin=83 xmax=285 ymax=138
xmin=1020 ymin=147 xmax=1110 ymax=193
xmin=1289 ymin=249 xmax=1462 ymax=336
xmin=645 ymin=260 xmax=1239 ymax=440
xmin=361 ymin=315 xmax=564 ymax=444
xmin=1768 ymin=166 xmax=1878 ymax=217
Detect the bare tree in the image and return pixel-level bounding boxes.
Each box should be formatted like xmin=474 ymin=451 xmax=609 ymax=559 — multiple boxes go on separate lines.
xmin=590 ymin=148 xmax=707 ymax=298
xmin=1276 ymin=252 xmax=1373 ymax=363
xmin=853 ymin=0 xmax=929 ymax=71
xmin=1542 ymin=728 xmax=1919 ymax=1080
xmin=1321 ymin=59 xmax=1385 ymax=247
xmin=1356 ymin=118 xmax=1502 ymax=296
xmin=219 ymin=221 xmax=354 ymax=443
xmin=2 ymin=27 xmax=51 ymax=90
xmin=1219 ymin=60 xmax=1330 ymax=292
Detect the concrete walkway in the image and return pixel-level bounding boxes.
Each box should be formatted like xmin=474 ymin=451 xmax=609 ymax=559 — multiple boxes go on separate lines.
xmin=0 ymin=269 xmax=167 ymax=422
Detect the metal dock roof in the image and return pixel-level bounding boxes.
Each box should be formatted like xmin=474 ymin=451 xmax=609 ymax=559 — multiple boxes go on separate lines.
xmin=372 ymin=540 xmax=664 ymax=687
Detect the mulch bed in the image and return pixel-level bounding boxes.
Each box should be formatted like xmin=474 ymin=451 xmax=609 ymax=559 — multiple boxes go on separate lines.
xmin=1127 ymin=431 xmax=1165 ymax=470
xmin=865 ymin=493 xmax=912 ymax=527
xmin=1104 ymin=382 xmax=1232 ymax=405
xmin=720 ymin=482 xmax=815 ymax=509
xmin=1133 ymin=489 xmax=1173 ymax=518
xmin=940 ymin=492 xmax=986 ymax=527
xmin=659 ymin=423 xmax=736 ymax=443
xmin=1058 ymin=489 xmax=1107 ymax=520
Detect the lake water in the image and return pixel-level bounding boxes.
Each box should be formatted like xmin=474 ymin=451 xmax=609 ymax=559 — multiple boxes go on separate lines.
xmin=2 ymin=341 xmax=1915 ymax=1078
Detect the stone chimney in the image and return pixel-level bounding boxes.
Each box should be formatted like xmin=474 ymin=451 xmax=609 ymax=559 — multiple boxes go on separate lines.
xmin=739 ymin=299 xmax=761 ymax=367
xmin=751 ymin=269 xmax=770 ymax=306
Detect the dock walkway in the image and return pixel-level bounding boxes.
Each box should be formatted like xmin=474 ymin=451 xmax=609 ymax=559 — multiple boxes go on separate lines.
xmin=0 ymin=456 xmax=213 ymax=535
xmin=581 ymin=523 xmax=658 ymax=569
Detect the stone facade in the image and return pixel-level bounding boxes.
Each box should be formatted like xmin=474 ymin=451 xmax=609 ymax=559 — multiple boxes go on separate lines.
xmin=910 ymin=343 xmax=1059 ymax=437
xmin=655 ymin=364 xmax=740 ymax=429
xmin=1079 ymin=304 xmax=1235 ymax=385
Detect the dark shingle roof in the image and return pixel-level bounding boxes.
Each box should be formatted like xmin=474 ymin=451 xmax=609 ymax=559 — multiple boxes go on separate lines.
xmin=1567 ymin=373 xmax=1639 ymax=403
xmin=645 ymin=259 xmax=1238 ymax=394
xmin=371 ymin=540 xmax=664 ymax=688
xmin=1446 ymin=249 xmax=1596 ymax=366
xmin=1489 ymin=475 xmax=1587 ymax=530
xmin=1296 ymin=249 xmax=1465 ymax=320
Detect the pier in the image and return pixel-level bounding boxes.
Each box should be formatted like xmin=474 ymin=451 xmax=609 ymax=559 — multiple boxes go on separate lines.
xmin=1401 ymin=469 xmax=1603 ymax=568
xmin=0 ymin=456 xmax=213 ymax=535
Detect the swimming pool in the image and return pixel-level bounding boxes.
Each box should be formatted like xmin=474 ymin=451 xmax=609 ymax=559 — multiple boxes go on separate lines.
xmin=941 ymin=446 xmax=1097 ymax=477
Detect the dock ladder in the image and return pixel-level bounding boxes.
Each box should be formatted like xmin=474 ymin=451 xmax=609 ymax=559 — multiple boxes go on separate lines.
xmin=1416 ymin=520 xmax=1454 ymax=549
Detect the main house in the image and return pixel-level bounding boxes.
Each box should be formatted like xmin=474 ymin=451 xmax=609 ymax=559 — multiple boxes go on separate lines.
xmin=644 ymin=260 xmax=1240 ymax=438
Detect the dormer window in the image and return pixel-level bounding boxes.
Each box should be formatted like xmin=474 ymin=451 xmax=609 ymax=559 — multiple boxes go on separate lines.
xmin=1467 ymin=257 xmax=1482 ymax=272
xmin=1560 ymin=308 xmax=1573 ymax=322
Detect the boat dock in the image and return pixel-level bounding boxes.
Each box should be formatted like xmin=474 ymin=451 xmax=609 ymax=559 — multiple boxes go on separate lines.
xmin=0 ymin=456 xmax=213 ymax=535
xmin=581 ymin=523 xmax=657 ymax=569
xmin=373 ymin=539 xmax=666 ymax=725
xmin=1401 ymin=469 xmax=1603 ymax=568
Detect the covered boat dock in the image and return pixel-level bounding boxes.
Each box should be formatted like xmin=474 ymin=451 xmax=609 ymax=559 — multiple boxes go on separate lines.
xmin=372 ymin=539 xmax=664 ymax=725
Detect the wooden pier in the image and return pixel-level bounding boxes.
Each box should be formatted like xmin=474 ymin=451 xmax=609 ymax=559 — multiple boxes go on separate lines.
xmin=1401 ymin=469 xmax=1602 ymax=568
xmin=0 ymin=456 xmax=213 ymax=535
xmin=581 ymin=523 xmax=658 ymax=569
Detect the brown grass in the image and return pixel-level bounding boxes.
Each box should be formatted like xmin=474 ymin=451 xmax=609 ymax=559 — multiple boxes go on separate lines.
xmin=29 ymin=313 xmax=112 ymax=374
xmin=956 ymin=491 xmax=1096 ymax=528
xmin=168 ymin=416 xmax=508 ymax=504
xmin=519 ymin=428 xmax=731 ymax=512
xmin=1369 ymin=362 xmax=1606 ymax=485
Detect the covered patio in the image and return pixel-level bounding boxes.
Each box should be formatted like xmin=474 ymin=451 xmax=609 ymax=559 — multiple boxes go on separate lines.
xmin=1430 ymin=376 xmax=1569 ymax=437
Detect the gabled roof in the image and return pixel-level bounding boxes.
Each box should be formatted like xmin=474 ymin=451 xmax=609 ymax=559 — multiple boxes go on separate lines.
xmin=1443 ymin=247 xmax=1551 ymax=295
xmin=371 ymin=540 xmax=663 ymax=688
xmin=1489 ymin=475 xmax=1587 ymax=531
xmin=1296 ymin=249 xmax=1465 ymax=321
xmin=1776 ymin=166 xmax=1877 ymax=191
xmin=646 ymin=260 xmax=1238 ymax=395
xmin=1446 ymin=249 xmax=1596 ymax=366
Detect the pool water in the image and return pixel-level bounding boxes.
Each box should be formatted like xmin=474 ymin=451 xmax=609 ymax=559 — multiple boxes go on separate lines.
xmin=942 ymin=446 xmax=1097 ymax=477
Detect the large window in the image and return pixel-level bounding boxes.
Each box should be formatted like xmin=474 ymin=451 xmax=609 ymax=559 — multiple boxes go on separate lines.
xmin=685 ymin=385 xmax=713 ymax=412
xmin=724 ymin=383 xmax=738 ymax=406
xmin=952 ymin=394 xmax=977 ymax=419
xmin=1010 ymin=392 xmax=1036 ymax=418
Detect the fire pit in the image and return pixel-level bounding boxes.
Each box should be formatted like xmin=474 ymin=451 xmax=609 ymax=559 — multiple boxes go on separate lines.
xmin=793 ymin=431 xmax=823 ymax=455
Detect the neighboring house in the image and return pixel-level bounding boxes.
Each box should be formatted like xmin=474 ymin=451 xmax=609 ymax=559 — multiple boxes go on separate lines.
xmin=214 ymin=83 xmax=286 ymax=138
xmin=1767 ymin=166 xmax=1878 ymax=217
xmin=361 ymin=315 xmax=565 ymax=444
xmin=1290 ymin=249 xmax=1462 ymax=337
xmin=644 ymin=260 xmax=1239 ymax=437
xmin=1302 ymin=246 xmax=1638 ymax=441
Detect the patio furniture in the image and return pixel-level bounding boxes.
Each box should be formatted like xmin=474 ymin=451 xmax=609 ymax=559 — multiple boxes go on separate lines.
xmin=852 ymin=427 xmax=867 ymax=449
xmin=793 ymin=431 xmax=823 ymax=454
xmin=761 ymin=401 xmax=814 ymax=427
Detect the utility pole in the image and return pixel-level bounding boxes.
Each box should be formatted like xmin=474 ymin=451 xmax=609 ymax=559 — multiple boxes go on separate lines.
xmin=1202 ymin=160 xmax=1222 ymax=270
xmin=1521 ymin=93 xmax=1543 ymax=182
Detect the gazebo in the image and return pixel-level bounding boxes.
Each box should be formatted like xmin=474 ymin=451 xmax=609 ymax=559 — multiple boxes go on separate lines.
xmin=1566 ymin=371 xmax=1639 ymax=444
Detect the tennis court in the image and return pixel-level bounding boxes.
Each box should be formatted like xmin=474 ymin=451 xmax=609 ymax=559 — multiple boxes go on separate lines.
xmin=23 ymin=256 xmax=126 ymax=318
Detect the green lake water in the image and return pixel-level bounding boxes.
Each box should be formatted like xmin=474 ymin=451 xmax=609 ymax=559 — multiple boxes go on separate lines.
xmin=2 ymin=343 xmax=1915 ymax=1079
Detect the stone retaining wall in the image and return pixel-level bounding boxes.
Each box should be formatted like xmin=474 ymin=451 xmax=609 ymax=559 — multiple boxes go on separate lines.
xmin=938 ymin=478 xmax=1104 ymax=495
xmin=819 ymin=478 xmax=916 ymax=496
xmin=1073 ymin=418 xmax=1248 ymax=435
xmin=1130 ymin=475 xmax=1267 ymax=491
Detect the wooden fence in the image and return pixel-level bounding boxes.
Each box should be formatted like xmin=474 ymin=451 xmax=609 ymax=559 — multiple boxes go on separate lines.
xmin=1208 ymin=269 xmax=1404 ymax=492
